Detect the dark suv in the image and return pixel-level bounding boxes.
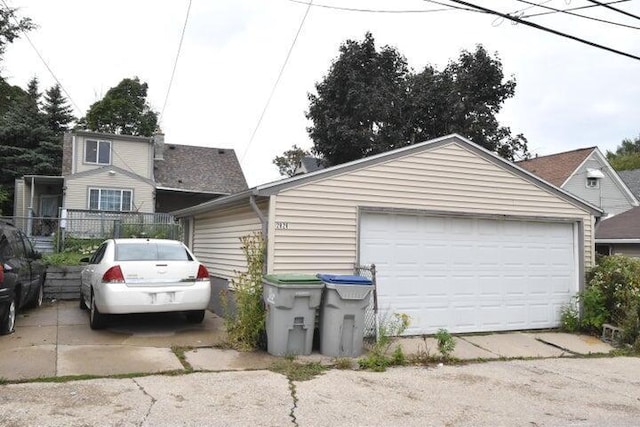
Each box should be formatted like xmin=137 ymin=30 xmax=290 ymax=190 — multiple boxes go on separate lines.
xmin=0 ymin=221 xmax=46 ymax=334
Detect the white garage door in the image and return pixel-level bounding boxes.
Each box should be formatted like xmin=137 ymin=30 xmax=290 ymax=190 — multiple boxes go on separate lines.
xmin=359 ymin=212 xmax=578 ymax=334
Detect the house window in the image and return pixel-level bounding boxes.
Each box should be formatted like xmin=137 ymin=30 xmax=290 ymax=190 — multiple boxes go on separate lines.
xmin=586 ymin=177 xmax=600 ymax=188
xmin=89 ymin=188 xmax=132 ymax=211
xmin=85 ymin=140 xmax=111 ymax=165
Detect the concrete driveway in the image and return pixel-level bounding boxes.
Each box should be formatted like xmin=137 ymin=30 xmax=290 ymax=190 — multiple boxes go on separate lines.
xmin=0 ymin=300 xmax=616 ymax=382
xmin=1 ymin=357 xmax=639 ymax=426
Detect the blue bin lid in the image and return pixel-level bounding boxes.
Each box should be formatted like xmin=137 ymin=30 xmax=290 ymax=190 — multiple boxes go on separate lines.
xmin=316 ymin=274 xmax=372 ymax=285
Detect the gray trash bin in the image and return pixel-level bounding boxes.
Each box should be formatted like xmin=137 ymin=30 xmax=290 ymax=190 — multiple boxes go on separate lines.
xmin=317 ymin=274 xmax=372 ymax=357
xmin=263 ymin=274 xmax=324 ymax=356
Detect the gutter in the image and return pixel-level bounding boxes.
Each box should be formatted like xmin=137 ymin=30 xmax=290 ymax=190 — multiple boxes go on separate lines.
xmin=249 ymin=194 xmax=268 ymax=236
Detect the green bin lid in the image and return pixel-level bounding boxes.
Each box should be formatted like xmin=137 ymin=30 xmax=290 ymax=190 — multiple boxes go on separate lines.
xmin=263 ymin=274 xmax=323 ymax=285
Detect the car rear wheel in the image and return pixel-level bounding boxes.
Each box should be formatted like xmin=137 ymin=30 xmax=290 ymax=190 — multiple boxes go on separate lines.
xmin=79 ymin=293 xmax=88 ymax=310
xmin=0 ymin=296 xmax=16 ymax=335
xmin=89 ymin=292 xmax=107 ymax=330
xmin=28 ymin=280 xmax=44 ymax=309
xmin=185 ymin=310 xmax=205 ymax=323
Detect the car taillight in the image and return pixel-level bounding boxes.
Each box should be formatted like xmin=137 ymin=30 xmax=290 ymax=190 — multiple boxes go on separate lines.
xmin=102 ymin=265 xmax=125 ymax=283
xmin=196 ymin=264 xmax=209 ymax=281
xmin=0 ymin=264 xmax=3 ymax=283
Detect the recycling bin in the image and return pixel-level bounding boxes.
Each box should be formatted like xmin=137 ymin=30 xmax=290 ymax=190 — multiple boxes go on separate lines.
xmin=263 ymin=274 xmax=324 ymax=356
xmin=317 ymin=274 xmax=373 ymax=357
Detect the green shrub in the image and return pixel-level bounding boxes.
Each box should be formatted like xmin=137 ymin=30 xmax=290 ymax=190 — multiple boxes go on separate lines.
xmin=435 ymin=329 xmax=456 ymax=360
xmin=583 ymin=255 xmax=640 ymax=343
xmin=560 ymin=301 xmax=580 ymax=333
xmin=223 ymin=232 xmax=266 ymax=351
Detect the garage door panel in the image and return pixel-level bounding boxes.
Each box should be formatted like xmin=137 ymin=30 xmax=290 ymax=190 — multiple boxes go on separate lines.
xmin=360 ymin=212 xmax=578 ymax=334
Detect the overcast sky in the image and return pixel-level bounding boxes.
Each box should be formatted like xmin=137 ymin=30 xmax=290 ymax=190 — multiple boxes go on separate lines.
xmin=3 ymin=0 xmax=639 ymax=186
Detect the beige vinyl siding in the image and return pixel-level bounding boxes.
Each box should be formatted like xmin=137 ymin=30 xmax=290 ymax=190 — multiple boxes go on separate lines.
xmin=272 ymin=142 xmax=594 ymax=275
xmin=192 ymin=200 xmax=267 ymax=280
xmin=74 ymin=135 xmax=152 ymax=178
xmin=64 ymin=170 xmax=154 ymax=211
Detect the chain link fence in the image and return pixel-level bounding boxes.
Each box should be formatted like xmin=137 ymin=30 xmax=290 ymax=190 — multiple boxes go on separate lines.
xmin=355 ymin=263 xmax=378 ymax=344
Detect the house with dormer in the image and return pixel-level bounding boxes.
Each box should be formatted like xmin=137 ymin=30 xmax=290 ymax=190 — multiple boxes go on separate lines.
xmin=517 ymin=147 xmax=638 ymax=218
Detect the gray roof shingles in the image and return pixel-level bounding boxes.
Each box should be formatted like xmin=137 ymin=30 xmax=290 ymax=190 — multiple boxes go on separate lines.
xmin=618 ymin=169 xmax=640 ymax=199
xmin=154 ymin=144 xmax=248 ymax=195
xmin=596 ymin=205 xmax=640 ymax=240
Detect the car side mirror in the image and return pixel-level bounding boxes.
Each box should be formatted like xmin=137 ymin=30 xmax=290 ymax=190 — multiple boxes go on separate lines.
xmin=80 ymin=257 xmax=90 ymax=264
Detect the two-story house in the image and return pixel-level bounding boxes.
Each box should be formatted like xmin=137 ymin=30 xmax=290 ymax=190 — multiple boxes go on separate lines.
xmin=13 ymin=130 xmax=247 ymax=236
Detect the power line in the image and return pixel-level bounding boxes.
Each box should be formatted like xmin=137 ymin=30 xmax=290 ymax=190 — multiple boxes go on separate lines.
xmin=158 ymin=0 xmax=192 ymax=125
xmin=586 ymin=0 xmax=640 ymax=21
xmin=287 ymin=0 xmax=456 ymax=14
xmin=522 ymin=0 xmax=630 ymax=19
xmin=443 ymin=0 xmax=640 ymax=62
xmin=515 ymin=0 xmax=640 ymax=30
xmin=0 ymin=0 xmax=81 ymax=114
xmin=240 ymin=0 xmax=313 ymax=162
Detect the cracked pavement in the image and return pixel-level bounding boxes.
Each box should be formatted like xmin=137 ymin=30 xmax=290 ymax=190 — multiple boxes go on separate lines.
xmin=1 ymin=357 xmax=640 ymax=426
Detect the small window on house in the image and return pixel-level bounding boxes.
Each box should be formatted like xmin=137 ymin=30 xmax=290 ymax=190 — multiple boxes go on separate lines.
xmin=88 ymin=188 xmax=133 ymax=211
xmin=586 ymin=177 xmax=600 ymax=188
xmin=85 ymin=140 xmax=111 ymax=165
xmin=596 ymin=244 xmax=611 ymax=257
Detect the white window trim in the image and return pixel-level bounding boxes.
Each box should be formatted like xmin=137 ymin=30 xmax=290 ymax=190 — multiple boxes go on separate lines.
xmin=84 ymin=139 xmax=112 ymax=165
xmin=88 ymin=187 xmax=133 ymax=211
xmin=586 ymin=177 xmax=600 ymax=189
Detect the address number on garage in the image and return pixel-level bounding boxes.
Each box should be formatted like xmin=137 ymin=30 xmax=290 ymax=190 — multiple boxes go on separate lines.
xmin=275 ymin=221 xmax=289 ymax=230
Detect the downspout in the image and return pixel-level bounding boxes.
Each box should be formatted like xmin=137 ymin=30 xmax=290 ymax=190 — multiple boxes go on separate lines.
xmin=249 ymin=194 xmax=268 ymax=273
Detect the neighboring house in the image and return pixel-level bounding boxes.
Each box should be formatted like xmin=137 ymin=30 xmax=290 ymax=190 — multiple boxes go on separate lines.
xmin=293 ymin=156 xmax=324 ymax=175
xmin=517 ymin=147 xmax=638 ymax=218
xmin=595 ymin=206 xmax=640 ymax=257
xmin=174 ymin=134 xmax=601 ymax=335
xmin=618 ymin=168 xmax=640 ymax=199
xmin=14 ymin=130 xmax=247 ymax=227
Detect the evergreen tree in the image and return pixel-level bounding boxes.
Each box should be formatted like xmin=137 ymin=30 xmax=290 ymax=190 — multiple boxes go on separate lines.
xmin=43 ymin=84 xmax=75 ymax=135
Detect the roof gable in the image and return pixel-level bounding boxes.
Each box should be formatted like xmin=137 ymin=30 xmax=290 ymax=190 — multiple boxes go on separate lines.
xmin=516 ymin=147 xmax=596 ymax=187
xmin=154 ymin=144 xmax=248 ymax=195
xmin=174 ymin=134 xmax=603 ymax=218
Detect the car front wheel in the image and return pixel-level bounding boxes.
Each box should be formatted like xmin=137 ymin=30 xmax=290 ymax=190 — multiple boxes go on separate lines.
xmin=89 ymin=292 xmax=107 ymax=330
xmin=0 ymin=296 xmax=16 ymax=335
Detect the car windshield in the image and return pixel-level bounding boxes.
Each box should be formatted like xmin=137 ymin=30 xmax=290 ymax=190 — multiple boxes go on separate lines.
xmin=115 ymin=243 xmax=192 ymax=261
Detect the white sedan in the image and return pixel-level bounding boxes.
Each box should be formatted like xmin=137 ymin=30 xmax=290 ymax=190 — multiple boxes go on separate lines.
xmin=80 ymin=238 xmax=211 ymax=329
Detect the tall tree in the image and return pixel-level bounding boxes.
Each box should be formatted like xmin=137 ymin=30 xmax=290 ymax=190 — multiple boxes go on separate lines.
xmin=305 ymin=33 xmax=528 ymax=166
xmin=83 ymin=77 xmax=158 ymax=137
xmin=273 ymin=145 xmax=311 ymax=177
xmin=606 ymin=135 xmax=640 ymax=171
xmin=43 ymin=84 xmax=75 ymax=135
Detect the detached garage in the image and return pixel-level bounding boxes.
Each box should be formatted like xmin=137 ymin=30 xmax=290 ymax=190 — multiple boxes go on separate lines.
xmin=174 ymin=134 xmax=601 ymax=335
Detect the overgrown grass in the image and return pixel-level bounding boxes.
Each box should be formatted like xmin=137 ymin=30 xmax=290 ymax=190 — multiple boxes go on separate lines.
xmin=171 ymin=345 xmax=194 ymax=371
xmin=269 ymin=359 xmax=327 ymax=381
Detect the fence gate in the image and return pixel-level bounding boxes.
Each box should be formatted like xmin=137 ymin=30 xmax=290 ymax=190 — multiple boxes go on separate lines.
xmin=354 ymin=264 xmax=378 ymax=343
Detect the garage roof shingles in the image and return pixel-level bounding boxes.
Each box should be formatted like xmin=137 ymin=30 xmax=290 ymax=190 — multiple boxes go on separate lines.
xmin=154 ymin=144 xmax=248 ymax=195
xmin=596 ymin=206 xmax=640 ymax=239
xmin=517 ymin=147 xmax=596 ymax=187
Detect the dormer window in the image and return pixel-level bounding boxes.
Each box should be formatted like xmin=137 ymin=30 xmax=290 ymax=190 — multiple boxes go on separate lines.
xmin=586 ymin=168 xmax=603 ymax=189
xmin=586 ymin=177 xmax=599 ymax=188
xmin=85 ymin=139 xmax=111 ymax=165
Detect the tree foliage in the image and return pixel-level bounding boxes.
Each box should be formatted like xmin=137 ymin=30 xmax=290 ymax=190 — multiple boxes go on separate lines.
xmin=84 ymin=77 xmax=158 ymax=137
xmin=606 ymin=135 xmax=640 ymax=171
xmin=306 ymin=33 xmax=528 ymax=166
xmin=273 ymin=144 xmax=310 ymax=177
xmin=43 ymin=84 xmax=75 ymax=136
xmin=0 ymin=77 xmax=74 ymax=214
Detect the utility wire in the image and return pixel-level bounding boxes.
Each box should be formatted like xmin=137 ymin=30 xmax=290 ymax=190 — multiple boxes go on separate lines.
xmin=287 ymin=0 xmax=455 ymax=14
xmin=586 ymin=0 xmax=640 ymax=21
xmin=158 ymin=0 xmax=192 ymax=125
xmin=522 ymin=0 xmax=630 ymax=19
xmin=515 ymin=0 xmax=640 ymax=30
xmin=240 ymin=0 xmax=313 ymax=162
xmin=444 ymin=0 xmax=640 ymax=61
xmin=0 ymin=0 xmax=81 ymax=114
